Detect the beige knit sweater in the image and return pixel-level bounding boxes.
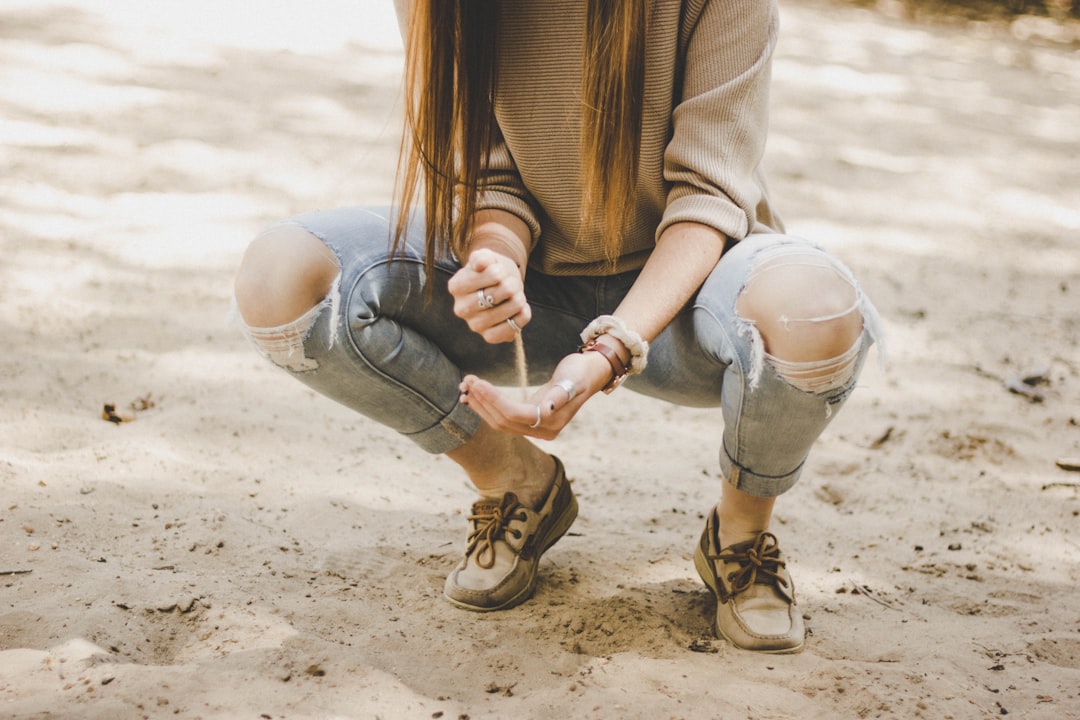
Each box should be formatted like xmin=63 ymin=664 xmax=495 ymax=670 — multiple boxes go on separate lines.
xmin=396 ymin=0 xmax=784 ymax=276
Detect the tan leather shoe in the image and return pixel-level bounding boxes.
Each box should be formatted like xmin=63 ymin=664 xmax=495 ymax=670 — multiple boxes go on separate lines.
xmin=444 ymin=456 xmax=577 ymax=612
xmin=694 ymin=509 xmax=805 ymax=653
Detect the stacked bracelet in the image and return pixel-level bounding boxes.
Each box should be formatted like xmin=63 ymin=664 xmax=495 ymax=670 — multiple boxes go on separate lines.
xmin=579 ymin=315 xmax=649 ymax=393
xmin=580 ymin=315 xmax=649 ymax=373
xmin=580 ymin=338 xmax=630 ymax=394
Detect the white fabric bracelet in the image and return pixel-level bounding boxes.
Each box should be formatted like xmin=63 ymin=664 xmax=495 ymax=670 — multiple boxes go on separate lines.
xmin=579 ymin=315 xmax=649 ymax=375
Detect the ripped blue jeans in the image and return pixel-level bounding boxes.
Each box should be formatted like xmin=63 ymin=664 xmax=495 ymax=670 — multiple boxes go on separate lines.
xmin=237 ymin=206 xmax=882 ymax=498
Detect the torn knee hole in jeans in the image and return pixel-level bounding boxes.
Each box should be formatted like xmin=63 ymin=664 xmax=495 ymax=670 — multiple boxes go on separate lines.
xmin=765 ymin=338 xmax=862 ymax=394
xmin=236 ymin=274 xmax=341 ymax=372
xmin=736 ymin=244 xmax=882 ymax=395
xmin=739 ymin=319 xmax=862 ymax=397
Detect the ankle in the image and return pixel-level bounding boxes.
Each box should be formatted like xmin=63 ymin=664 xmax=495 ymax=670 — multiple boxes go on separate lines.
xmin=482 ymin=445 xmax=555 ymax=510
xmin=717 ymin=525 xmax=767 ymax=549
xmin=715 ymin=506 xmax=771 ymax=549
xmin=515 ymin=455 xmax=557 ymax=510
xmin=448 ymin=431 xmax=555 ymax=509
xmin=715 ymin=484 xmax=776 ymax=548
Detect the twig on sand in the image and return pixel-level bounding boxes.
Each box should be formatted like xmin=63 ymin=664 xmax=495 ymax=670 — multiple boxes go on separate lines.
xmin=848 ymin=578 xmax=901 ymax=611
xmin=0 ymin=569 xmax=33 ymax=576
xmin=1053 ymin=457 xmax=1080 ymax=472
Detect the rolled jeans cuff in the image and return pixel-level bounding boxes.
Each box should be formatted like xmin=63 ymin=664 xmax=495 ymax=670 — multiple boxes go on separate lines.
xmin=718 ymin=447 xmax=802 ymax=498
xmin=404 ymin=398 xmax=482 ymax=455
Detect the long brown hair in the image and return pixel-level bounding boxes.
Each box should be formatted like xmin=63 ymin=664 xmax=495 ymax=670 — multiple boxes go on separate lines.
xmin=395 ymin=0 xmax=646 ymax=270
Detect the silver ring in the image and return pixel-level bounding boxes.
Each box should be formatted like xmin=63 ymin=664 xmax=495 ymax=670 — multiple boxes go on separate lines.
xmin=529 ymin=405 xmax=542 ymax=428
xmin=554 ymin=378 xmax=577 ymax=402
xmin=506 ymin=317 xmax=521 ymax=333
xmin=476 ymin=288 xmax=496 ymax=309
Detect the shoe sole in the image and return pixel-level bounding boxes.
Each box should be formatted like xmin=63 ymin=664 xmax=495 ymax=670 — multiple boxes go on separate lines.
xmin=444 ymin=487 xmax=578 ymax=613
xmin=693 ymin=543 xmax=805 ymax=655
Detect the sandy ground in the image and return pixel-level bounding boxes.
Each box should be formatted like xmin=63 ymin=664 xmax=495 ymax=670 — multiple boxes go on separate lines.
xmin=1 ymin=1 xmax=1078 ymax=718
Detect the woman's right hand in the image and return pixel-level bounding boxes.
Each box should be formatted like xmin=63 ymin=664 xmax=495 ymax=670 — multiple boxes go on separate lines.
xmin=448 ymin=247 xmax=530 ymax=344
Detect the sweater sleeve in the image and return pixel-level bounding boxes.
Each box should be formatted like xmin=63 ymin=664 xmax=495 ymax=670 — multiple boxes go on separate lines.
xmin=477 ymin=123 xmax=542 ymax=254
xmin=659 ymin=0 xmax=778 ymax=242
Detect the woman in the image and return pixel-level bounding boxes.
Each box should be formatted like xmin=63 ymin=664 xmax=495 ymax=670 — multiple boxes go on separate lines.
xmin=233 ymin=0 xmax=881 ymax=654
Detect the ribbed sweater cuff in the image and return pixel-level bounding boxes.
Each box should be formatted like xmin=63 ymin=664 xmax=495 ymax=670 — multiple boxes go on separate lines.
xmin=657 ymin=193 xmax=750 ymax=243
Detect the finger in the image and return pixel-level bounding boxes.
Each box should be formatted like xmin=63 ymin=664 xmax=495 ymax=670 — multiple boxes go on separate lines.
xmin=467 ymin=248 xmax=502 ymax=273
xmin=475 ymin=281 xmax=523 ymax=316
xmin=477 ymin=308 xmax=532 ymax=344
xmin=462 ymin=379 xmax=522 ymax=424
xmin=448 ymin=257 xmax=512 ymax=307
xmin=456 ymin=250 xmax=507 ymax=293
xmin=467 ymin=248 xmax=490 ymax=272
xmin=540 ymin=377 xmax=581 ymax=413
xmin=464 ymin=379 xmax=552 ymax=436
xmin=447 ymin=264 xmax=484 ymax=297
xmin=467 ymin=264 xmax=524 ymax=313
xmin=468 ymin=392 xmax=526 ymax=435
xmin=477 ymin=253 xmax=526 ymax=298
xmin=455 ymin=267 xmax=527 ymax=327
xmin=455 ymin=284 xmax=505 ymax=324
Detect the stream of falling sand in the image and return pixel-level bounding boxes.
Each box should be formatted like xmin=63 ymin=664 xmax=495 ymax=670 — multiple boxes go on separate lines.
xmin=514 ymin=332 xmax=528 ymax=401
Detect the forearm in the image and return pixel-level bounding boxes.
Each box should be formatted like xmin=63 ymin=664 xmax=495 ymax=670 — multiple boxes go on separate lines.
xmin=574 ymin=222 xmax=726 ymax=394
xmin=613 ymin=221 xmax=728 ymax=341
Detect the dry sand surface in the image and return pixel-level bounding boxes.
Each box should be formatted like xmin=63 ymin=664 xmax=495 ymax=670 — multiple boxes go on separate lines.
xmin=1 ymin=1 xmax=1079 ymax=718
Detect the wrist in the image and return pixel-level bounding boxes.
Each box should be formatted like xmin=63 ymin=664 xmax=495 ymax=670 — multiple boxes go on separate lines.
xmin=593 ymin=334 xmax=630 ymax=369
xmin=468 ymin=217 xmax=529 ymax=277
xmin=579 ymin=337 xmax=632 ymax=394
xmin=579 ymin=344 xmax=619 ymax=394
xmin=579 ymin=315 xmax=649 ymax=378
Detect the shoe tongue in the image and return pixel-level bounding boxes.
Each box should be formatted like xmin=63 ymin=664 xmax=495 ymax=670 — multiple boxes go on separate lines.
xmin=476 ymin=490 xmax=511 ymax=504
xmin=473 ymin=498 xmax=500 ymax=514
xmin=472 ymin=492 xmax=521 ymax=518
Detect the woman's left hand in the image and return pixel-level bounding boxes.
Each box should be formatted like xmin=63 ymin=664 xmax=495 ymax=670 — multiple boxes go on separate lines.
xmin=460 ymin=349 xmax=611 ymax=440
xmin=448 ymin=248 xmax=530 ymax=344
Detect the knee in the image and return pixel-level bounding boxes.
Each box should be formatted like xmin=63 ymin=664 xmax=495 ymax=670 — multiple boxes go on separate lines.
xmin=736 ymin=252 xmax=863 ymax=363
xmin=234 ymin=224 xmax=340 ymax=327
